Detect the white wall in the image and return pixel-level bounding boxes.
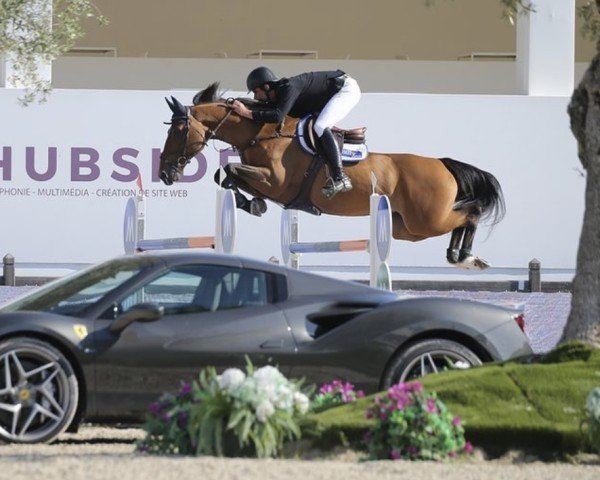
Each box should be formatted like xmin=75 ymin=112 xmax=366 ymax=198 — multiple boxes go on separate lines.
xmin=0 ymin=88 xmax=582 ymax=282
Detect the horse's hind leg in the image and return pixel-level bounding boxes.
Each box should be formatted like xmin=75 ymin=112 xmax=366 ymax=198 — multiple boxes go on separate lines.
xmin=456 ymin=220 xmax=491 ymax=270
xmin=391 ymin=213 xmax=428 ymax=241
xmin=446 ymin=227 xmax=464 ymax=264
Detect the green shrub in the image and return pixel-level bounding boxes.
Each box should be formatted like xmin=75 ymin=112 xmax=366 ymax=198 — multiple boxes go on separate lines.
xmin=364 ymin=381 xmax=471 ymax=461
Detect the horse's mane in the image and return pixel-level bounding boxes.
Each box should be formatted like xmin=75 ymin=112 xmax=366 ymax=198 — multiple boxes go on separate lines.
xmin=192 ymin=82 xmax=265 ymax=109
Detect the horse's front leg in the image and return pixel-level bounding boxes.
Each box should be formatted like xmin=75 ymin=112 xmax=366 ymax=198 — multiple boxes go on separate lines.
xmin=213 ymin=166 xmax=267 ymax=217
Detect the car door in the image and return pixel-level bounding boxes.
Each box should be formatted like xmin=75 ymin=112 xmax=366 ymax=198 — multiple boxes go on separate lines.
xmin=93 ymin=263 xmax=296 ymax=417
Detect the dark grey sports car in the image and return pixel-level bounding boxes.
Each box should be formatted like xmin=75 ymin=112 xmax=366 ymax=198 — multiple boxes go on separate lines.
xmin=0 ymin=252 xmax=532 ymax=443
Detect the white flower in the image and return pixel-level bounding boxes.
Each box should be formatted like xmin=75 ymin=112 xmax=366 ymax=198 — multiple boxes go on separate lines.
xmin=218 ymin=368 xmax=246 ymax=392
xmin=255 ymin=399 xmax=275 ymax=422
xmin=294 ymin=392 xmax=310 ymax=415
xmin=254 ymin=365 xmax=284 ymax=386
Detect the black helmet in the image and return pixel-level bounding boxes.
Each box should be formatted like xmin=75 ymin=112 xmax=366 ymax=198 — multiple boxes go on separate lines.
xmin=246 ymin=67 xmax=278 ymax=91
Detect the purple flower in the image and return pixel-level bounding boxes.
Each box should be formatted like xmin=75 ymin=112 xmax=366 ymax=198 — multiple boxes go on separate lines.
xmin=136 ymin=442 xmax=149 ymax=454
xmin=390 ymin=449 xmax=401 ymax=460
xmin=365 ymin=409 xmax=374 ymax=419
xmin=464 ymin=441 xmax=473 ymax=454
xmin=148 ymin=402 xmax=161 ymax=415
xmin=452 ymin=416 xmax=461 ymax=426
xmin=178 ymin=382 xmax=192 ymax=398
xmin=177 ymin=411 xmax=189 ymax=428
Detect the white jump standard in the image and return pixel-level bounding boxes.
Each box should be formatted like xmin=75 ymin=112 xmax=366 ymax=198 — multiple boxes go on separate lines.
xmin=281 ymin=174 xmax=392 ymax=290
xmin=123 ymin=187 xmax=237 ymax=254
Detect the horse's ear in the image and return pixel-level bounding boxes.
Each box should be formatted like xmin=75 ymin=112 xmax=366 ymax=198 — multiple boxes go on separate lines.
xmin=165 ymin=96 xmax=175 ymax=113
xmin=170 ymin=96 xmax=187 ymax=116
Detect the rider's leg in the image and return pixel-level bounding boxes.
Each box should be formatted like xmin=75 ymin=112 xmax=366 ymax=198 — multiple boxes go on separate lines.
xmin=314 ymin=76 xmax=361 ymax=198
xmin=318 ymin=128 xmax=352 ymax=198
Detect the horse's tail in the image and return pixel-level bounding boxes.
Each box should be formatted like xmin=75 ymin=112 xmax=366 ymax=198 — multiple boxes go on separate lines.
xmin=439 ymin=157 xmax=505 ymax=226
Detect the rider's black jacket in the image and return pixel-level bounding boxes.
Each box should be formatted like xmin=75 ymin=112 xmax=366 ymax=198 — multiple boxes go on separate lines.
xmin=251 ymin=70 xmax=346 ymax=124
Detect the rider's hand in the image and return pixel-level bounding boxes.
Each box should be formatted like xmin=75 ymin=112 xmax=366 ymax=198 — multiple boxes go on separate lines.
xmin=232 ymin=100 xmax=252 ymax=119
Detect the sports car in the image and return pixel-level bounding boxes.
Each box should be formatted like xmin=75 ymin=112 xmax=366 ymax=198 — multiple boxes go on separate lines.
xmin=0 ymin=251 xmax=532 ymax=443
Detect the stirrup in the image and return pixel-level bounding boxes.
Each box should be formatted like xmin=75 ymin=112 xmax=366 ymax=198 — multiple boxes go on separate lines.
xmin=321 ymin=176 xmax=353 ymax=199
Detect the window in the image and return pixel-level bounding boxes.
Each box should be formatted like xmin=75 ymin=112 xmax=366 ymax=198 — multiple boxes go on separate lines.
xmin=118 ymin=265 xmax=269 ymax=316
xmin=1 ymin=258 xmax=152 ymax=316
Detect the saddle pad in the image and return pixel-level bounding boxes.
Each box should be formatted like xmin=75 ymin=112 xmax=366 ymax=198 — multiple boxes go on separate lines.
xmin=296 ymin=116 xmax=368 ymax=163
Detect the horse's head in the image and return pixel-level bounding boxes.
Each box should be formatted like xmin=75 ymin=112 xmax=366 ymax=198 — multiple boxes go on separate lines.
xmin=159 ymin=83 xmax=233 ymax=185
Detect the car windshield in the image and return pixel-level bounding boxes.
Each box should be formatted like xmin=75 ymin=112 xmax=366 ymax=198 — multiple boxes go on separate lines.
xmin=0 ymin=257 xmax=156 ymax=316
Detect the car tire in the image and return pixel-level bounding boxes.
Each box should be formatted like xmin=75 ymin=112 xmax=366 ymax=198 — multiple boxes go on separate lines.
xmin=381 ymin=338 xmax=482 ymax=388
xmin=0 ymin=337 xmax=79 ymax=444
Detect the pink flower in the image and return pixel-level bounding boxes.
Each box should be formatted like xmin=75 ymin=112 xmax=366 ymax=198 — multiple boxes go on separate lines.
xmin=452 ymin=416 xmax=461 ymax=426
xmin=464 ymin=441 xmax=473 ymax=454
xmin=426 ymin=398 xmax=437 ymax=413
xmin=390 ymin=449 xmax=401 ymax=460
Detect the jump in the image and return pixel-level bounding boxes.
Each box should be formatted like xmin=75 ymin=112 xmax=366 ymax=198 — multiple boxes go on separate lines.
xmin=158 ymin=83 xmax=505 ymax=270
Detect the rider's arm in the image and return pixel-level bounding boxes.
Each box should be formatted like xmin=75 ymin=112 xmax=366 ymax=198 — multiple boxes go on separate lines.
xmin=252 ymin=81 xmax=300 ymax=124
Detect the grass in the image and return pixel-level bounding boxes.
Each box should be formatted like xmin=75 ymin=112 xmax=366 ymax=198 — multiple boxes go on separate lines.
xmin=302 ymin=342 xmax=600 ymax=455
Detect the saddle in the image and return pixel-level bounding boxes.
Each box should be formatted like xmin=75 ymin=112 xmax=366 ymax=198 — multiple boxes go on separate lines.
xmin=296 ymin=115 xmax=369 ymax=163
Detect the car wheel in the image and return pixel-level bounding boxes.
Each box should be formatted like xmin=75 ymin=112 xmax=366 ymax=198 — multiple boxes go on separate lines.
xmin=382 ymin=339 xmax=482 ymax=387
xmin=0 ymin=337 xmax=79 ymax=444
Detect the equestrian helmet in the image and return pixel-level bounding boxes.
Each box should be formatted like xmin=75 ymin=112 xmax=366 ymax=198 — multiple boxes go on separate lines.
xmin=246 ymin=67 xmax=278 ymax=91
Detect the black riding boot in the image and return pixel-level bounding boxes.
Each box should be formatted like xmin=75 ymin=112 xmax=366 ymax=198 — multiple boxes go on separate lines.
xmin=319 ymin=128 xmax=352 ymax=199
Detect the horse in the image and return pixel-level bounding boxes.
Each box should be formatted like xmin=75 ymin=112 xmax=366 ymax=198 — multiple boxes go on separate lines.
xmin=158 ymin=82 xmax=505 ymax=269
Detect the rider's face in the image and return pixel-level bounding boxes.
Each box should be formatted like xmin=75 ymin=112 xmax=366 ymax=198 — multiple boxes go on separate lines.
xmin=253 ymin=86 xmax=270 ymax=102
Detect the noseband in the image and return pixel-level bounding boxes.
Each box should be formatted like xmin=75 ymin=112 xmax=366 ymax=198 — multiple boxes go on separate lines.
xmin=162 ymin=100 xmax=235 ymax=170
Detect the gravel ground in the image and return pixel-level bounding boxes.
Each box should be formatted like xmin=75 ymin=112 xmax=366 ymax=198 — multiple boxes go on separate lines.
xmin=0 ymin=425 xmax=598 ymax=480
xmin=0 ymin=287 xmax=588 ymax=479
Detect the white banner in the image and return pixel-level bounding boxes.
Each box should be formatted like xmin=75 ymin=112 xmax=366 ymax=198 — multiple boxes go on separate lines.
xmin=0 ymin=88 xmax=582 ymax=281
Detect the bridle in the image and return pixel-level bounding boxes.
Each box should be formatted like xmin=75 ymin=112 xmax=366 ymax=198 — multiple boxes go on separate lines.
xmin=161 ymin=99 xmax=235 ymax=170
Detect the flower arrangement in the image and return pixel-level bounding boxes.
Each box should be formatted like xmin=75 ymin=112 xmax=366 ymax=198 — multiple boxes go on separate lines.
xmin=311 ymin=380 xmax=364 ymax=411
xmin=137 ymin=361 xmax=310 ymax=458
xmin=583 ymin=386 xmax=600 ymax=454
xmin=364 ymin=381 xmax=472 ymax=461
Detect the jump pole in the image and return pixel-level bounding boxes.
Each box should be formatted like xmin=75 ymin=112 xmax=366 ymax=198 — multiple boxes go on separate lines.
xmin=123 ymin=183 xmax=236 ymax=254
xmin=281 ymin=172 xmax=392 ymax=290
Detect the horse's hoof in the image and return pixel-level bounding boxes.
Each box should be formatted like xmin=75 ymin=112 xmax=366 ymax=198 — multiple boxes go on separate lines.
xmin=456 ymin=255 xmax=490 ymax=270
xmin=250 ymin=198 xmax=267 ymax=216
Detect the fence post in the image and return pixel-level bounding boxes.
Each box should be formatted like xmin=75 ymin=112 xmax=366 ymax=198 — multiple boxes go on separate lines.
xmin=3 ymin=254 xmax=15 ymax=286
xmin=528 ymin=258 xmax=541 ymax=292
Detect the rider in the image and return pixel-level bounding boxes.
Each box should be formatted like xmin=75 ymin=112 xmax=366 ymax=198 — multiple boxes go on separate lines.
xmin=231 ymin=67 xmax=361 ymax=199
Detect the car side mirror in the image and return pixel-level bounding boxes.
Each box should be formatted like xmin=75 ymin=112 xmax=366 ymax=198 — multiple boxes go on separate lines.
xmin=110 ymin=303 xmax=164 ymax=334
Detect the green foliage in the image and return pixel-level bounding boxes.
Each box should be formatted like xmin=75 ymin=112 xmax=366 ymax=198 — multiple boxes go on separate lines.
xmin=137 ymin=361 xmax=310 ymax=458
xmin=578 ymin=1 xmax=600 ymax=41
xmin=0 ymin=0 xmax=106 ymax=104
xmin=305 ymin=346 xmax=600 ymax=454
xmin=364 ymin=381 xmax=470 ymax=461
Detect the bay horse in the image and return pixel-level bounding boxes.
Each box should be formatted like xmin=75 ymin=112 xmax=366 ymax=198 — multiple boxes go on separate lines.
xmin=159 ymin=83 xmax=504 ymax=269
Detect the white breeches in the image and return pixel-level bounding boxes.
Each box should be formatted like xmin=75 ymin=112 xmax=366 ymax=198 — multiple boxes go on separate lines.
xmin=313 ymin=76 xmax=361 ymax=137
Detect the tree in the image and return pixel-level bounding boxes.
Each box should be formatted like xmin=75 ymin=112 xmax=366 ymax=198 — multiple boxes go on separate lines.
xmin=560 ymin=0 xmax=600 ymax=344
xmin=0 ymin=0 xmax=105 ymax=104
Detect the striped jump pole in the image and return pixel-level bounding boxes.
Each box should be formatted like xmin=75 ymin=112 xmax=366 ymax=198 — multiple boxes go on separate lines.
xmin=281 ymin=172 xmax=392 ymax=290
xmin=123 ymin=186 xmax=237 ymax=255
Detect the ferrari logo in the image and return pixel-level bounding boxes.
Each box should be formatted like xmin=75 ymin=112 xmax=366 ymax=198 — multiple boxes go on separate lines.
xmin=73 ymin=324 xmax=88 ymax=340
